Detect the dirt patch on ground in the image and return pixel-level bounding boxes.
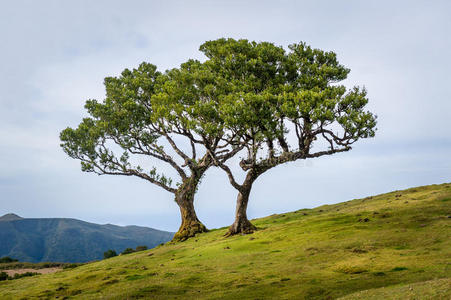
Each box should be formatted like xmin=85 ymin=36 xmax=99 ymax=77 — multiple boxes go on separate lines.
xmin=3 ymin=267 xmax=62 ymax=276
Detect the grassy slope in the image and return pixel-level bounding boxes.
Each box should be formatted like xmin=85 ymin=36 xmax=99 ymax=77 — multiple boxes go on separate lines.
xmin=338 ymin=278 xmax=451 ymax=300
xmin=0 ymin=183 xmax=450 ymax=299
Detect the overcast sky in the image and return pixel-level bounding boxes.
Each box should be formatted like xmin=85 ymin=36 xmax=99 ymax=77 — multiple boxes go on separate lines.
xmin=0 ymin=0 xmax=450 ymax=232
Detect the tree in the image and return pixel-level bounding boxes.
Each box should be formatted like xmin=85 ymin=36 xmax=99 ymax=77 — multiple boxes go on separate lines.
xmin=0 ymin=256 xmax=18 ymax=263
xmin=135 ymin=245 xmax=148 ymax=252
xmin=201 ymin=39 xmax=377 ymax=236
xmin=103 ymin=249 xmax=117 ymax=259
xmin=60 ymin=62 xmax=241 ymax=242
xmin=0 ymin=272 xmax=8 ymax=281
xmin=121 ymin=248 xmax=135 ymax=255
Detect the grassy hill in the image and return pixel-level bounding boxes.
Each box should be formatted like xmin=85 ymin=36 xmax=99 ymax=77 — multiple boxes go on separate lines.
xmin=0 ymin=183 xmax=450 ymax=299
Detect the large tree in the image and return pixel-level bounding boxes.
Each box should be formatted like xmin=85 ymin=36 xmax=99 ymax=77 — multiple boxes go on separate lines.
xmin=201 ymin=39 xmax=377 ymax=236
xmin=60 ymin=61 xmax=241 ymax=241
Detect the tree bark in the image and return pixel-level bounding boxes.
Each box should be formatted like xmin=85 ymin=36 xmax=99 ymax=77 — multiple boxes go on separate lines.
xmin=172 ymin=175 xmax=208 ymax=242
xmin=226 ymin=171 xmax=258 ymax=236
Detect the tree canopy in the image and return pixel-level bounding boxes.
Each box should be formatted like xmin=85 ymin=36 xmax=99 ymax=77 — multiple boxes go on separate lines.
xmin=60 ymin=60 xmax=242 ymax=241
xmin=198 ymin=39 xmax=377 ymax=235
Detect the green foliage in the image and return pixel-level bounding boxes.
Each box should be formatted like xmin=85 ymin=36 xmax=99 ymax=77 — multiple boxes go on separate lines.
xmin=195 ymin=39 xmax=378 ymax=235
xmin=59 ymin=38 xmax=377 ymax=240
xmin=0 ymin=183 xmax=449 ymax=299
xmin=391 ymin=267 xmax=408 ymax=272
xmin=121 ymin=248 xmax=135 ymax=255
xmin=120 ymin=246 xmax=150 ymax=255
xmin=135 ymin=245 xmax=148 ymax=252
xmin=103 ymin=250 xmax=117 ymax=259
xmin=62 ymin=263 xmax=84 ymax=270
xmin=0 ymin=257 xmax=18 ymax=264
xmin=199 ymin=38 xmax=376 ymax=169
xmin=0 ymin=271 xmax=7 ymax=281
xmin=11 ymin=272 xmax=39 ymax=280
xmin=60 ymin=38 xmax=376 ymax=198
xmin=200 ymin=39 xmax=286 ymax=143
xmin=0 ymin=271 xmax=39 ymax=282
xmin=59 ymin=55 xmax=242 ymax=196
xmin=59 ymin=62 xmax=177 ymax=191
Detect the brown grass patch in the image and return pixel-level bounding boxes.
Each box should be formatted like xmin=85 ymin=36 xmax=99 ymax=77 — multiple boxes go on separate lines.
xmin=3 ymin=267 xmax=61 ymax=276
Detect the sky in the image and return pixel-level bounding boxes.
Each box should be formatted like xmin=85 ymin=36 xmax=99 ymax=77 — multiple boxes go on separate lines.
xmin=0 ymin=0 xmax=450 ymax=232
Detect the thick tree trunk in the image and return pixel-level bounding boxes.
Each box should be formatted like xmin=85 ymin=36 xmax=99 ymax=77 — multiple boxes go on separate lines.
xmin=226 ymin=172 xmax=258 ymax=236
xmin=172 ymin=175 xmax=208 ymax=242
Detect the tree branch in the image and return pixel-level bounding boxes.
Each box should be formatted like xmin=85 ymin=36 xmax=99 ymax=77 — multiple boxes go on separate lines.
xmin=78 ymin=156 xmax=177 ymax=194
xmin=162 ymin=131 xmax=191 ymax=163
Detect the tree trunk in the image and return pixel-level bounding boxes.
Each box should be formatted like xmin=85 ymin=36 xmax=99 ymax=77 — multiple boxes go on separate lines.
xmin=226 ymin=172 xmax=258 ymax=236
xmin=172 ymin=175 xmax=208 ymax=242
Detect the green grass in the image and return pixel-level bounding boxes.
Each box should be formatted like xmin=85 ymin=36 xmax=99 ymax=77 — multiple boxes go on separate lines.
xmin=0 ymin=182 xmax=450 ymax=299
xmin=338 ymin=278 xmax=451 ymax=299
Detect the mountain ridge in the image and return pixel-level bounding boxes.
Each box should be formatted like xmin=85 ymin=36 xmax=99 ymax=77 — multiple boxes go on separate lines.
xmin=0 ymin=215 xmax=173 ymax=263
xmin=0 ymin=213 xmax=23 ymax=222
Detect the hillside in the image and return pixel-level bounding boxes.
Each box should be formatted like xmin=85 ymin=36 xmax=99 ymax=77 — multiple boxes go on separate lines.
xmin=0 ymin=216 xmax=173 ymax=263
xmin=0 ymin=183 xmax=449 ymax=299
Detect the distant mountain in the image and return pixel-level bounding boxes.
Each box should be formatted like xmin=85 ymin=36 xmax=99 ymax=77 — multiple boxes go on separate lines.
xmin=0 ymin=214 xmax=174 ymax=263
xmin=0 ymin=213 xmax=23 ymax=221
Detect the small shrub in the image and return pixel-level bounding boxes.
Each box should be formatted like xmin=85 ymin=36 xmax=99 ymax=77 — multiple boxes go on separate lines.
xmin=63 ymin=263 xmax=83 ymax=269
xmin=70 ymin=290 xmax=82 ymax=296
xmin=0 ymin=257 xmax=18 ymax=264
xmin=351 ymin=248 xmax=368 ymax=253
xmin=121 ymin=248 xmax=135 ymax=255
xmin=335 ymin=265 xmax=368 ymax=274
xmin=280 ymin=278 xmax=291 ymax=281
xmin=126 ymin=274 xmax=145 ymax=281
xmin=0 ymin=271 xmax=39 ymax=281
xmin=391 ymin=267 xmax=408 ymax=271
xmin=103 ymin=279 xmax=119 ymax=285
xmin=0 ymin=272 xmax=8 ymax=281
xmin=103 ymin=250 xmax=118 ymax=259
xmin=135 ymin=245 xmax=148 ymax=252
xmin=13 ymin=272 xmax=39 ymax=279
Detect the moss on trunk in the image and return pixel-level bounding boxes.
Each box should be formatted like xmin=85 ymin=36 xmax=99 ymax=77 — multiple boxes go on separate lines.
xmin=172 ymin=175 xmax=208 ymax=242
